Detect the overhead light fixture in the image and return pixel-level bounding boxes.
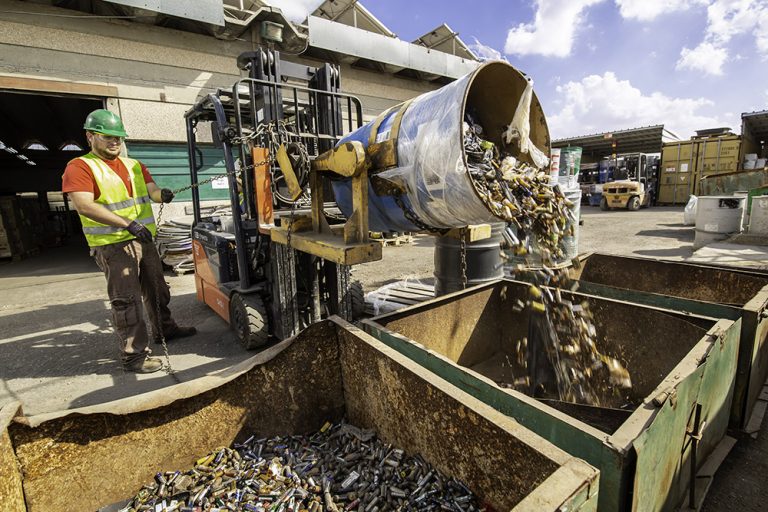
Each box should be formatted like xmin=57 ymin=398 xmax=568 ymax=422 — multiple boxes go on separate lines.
xmin=17 ymin=154 xmax=28 ymax=161
xmin=24 ymin=141 xmax=49 ymax=151
xmin=260 ymin=20 xmax=284 ymax=43
xmin=60 ymin=142 xmax=84 ymax=151
xmin=0 ymin=140 xmax=5 ymax=150
xmin=5 ymin=146 xmax=18 ymax=154
xmin=26 ymin=160 xmax=36 ymax=166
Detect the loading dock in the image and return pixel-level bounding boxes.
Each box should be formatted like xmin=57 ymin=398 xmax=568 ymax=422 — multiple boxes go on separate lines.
xmin=0 ymin=89 xmax=103 ymax=262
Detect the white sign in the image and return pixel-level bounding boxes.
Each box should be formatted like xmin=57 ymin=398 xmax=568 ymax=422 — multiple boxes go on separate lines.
xmin=680 ymin=163 xmax=689 ymax=172
xmin=665 ymin=167 xmax=676 ymax=173
xmin=211 ymin=176 xmax=229 ymax=189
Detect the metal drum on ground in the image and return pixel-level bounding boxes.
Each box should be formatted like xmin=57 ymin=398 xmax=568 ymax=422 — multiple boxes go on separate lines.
xmin=434 ymin=223 xmax=505 ymax=296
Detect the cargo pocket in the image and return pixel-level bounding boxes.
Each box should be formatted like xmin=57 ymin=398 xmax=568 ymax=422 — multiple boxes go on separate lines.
xmin=111 ymin=297 xmax=138 ymax=329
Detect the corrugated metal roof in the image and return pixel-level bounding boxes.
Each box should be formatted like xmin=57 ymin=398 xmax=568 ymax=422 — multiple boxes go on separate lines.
xmin=552 ymin=125 xmax=673 ymax=159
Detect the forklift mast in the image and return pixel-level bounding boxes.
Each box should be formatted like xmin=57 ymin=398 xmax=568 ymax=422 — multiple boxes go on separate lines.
xmin=184 ymin=49 xmax=367 ymax=345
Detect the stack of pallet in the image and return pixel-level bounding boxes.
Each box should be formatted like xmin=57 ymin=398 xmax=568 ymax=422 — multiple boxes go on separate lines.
xmin=0 ymin=196 xmax=43 ymax=260
xmin=156 ymin=217 xmax=194 ymax=274
xmin=369 ymin=231 xmax=413 ymax=247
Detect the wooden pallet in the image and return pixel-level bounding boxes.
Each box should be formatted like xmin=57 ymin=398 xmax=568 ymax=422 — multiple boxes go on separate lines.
xmin=371 ymin=233 xmax=414 ymax=247
xmin=364 ymin=280 xmax=435 ymax=316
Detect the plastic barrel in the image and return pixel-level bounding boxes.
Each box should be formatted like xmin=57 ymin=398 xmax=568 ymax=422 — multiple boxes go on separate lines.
xmin=434 ymin=223 xmax=505 ymax=296
xmin=693 ymin=196 xmax=746 ymax=249
xmin=332 ymin=61 xmax=549 ymax=233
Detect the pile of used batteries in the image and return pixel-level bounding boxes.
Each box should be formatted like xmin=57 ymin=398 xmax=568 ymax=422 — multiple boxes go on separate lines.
xmin=461 ymin=112 xmax=632 ymax=407
xmin=506 ymin=280 xmax=633 ymax=407
xmin=121 ymin=422 xmax=480 ymax=512
xmin=463 ymin=111 xmax=574 ymax=263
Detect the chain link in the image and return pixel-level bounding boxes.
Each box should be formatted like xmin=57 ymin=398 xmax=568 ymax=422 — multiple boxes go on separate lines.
xmin=286 ymin=200 xmax=296 ymax=250
xmin=393 ymin=193 xmax=449 ymax=235
xmin=152 ymin=153 xmax=270 ymax=375
xmin=460 ymin=227 xmax=468 ymax=290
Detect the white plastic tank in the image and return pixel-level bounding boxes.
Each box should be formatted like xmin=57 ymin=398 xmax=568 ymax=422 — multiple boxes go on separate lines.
xmin=749 ymin=195 xmax=768 ymax=235
xmin=693 ymin=196 xmax=746 ymax=249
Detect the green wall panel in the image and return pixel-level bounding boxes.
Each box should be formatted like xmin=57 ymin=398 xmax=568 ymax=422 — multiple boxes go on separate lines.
xmin=126 ymin=143 xmax=235 ymax=201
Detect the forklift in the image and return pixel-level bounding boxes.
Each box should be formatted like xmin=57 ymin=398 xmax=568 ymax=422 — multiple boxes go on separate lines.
xmin=599 ymin=153 xmax=659 ymax=211
xmin=185 ymin=49 xmax=380 ymax=348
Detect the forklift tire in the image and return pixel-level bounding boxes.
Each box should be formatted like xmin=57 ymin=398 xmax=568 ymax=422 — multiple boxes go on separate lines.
xmin=230 ymin=293 xmax=269 ymax=350
xmin=627 ymin=196 xmax=641 ymax=211
xmin=600 ymin=198 xmax=609 ymax=211
xmin=350 ymin=280 xmax=365 ymax=320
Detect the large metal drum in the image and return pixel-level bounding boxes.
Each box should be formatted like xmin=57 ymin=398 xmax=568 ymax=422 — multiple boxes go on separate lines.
xmin=332 ymin=61 xmax=550 ymax=233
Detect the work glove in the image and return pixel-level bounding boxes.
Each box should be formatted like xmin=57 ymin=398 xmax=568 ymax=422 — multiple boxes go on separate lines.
xmin=161 ymin=188 xmax=175 ymax=203
xmin=127 ymin=221 xmax=154 ymax=243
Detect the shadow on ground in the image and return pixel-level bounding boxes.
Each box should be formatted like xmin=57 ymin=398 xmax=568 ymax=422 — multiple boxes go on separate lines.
xmin=633 ymin=247 xmax=695 ymax=259
xmin=635 ymin=228 xmax=695 ymax=241
xmin=0 ymin=290 xmax=256 ymax=412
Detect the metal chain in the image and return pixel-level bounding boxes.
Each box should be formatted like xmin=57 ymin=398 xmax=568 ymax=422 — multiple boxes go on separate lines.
xmin=460 ymin=227 xmax=468 ymax=290
xmin=151 ymin=153 xmax=270 ymax=375
xmin=393 ymin=193 xmax=449 ymax=235
xmin=286 ymin=200 xmax=297 ymax=249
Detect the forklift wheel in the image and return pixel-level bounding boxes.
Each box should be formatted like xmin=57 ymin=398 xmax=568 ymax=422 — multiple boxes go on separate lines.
xmin=600 ymin=198 xmax=609 ymax=211
xmin=230 ymin=293 xmax=269 ymax=350
xmin=350 ymin=280 xmax=365 ymax=320
xmin=627 ymin=196 xmax=641 ymax=211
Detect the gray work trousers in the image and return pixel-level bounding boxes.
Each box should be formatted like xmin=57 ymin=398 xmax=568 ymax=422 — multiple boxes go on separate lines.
xmin=92 ymin=239 xmax=176 ymax=366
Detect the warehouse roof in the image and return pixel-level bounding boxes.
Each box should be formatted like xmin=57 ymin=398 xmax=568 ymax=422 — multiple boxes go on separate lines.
xmin=312 ymin=0 xmax=397 ymax=37
xmin=412 ymin=24 xmax=478 ymax=61
xmin=742 ymin=110 xmax=768 ymax=144
xmin=552 ymin=125 xmax=676 ymax=159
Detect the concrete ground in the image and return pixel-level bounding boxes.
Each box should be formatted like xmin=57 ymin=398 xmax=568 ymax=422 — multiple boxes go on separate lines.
xmin=1 ymin=204 xmax=767 ymax=510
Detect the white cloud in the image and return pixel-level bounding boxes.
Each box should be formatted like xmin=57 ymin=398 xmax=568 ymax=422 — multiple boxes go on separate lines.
xmin=504 ymin=0 xmax=605 ymax=58
xmin=548 ymin=72 xmax=734 ymax=140
xmin=673 ymin=0 xmax=768 ymax=74
xmin=676 ymin=42 xmax=728 ymax=75
xmin=468 ymin=38 xmax=506 ymax=61
xmin=705 ymin=0 xmax=765 ymax=45
xmin=615 ymin=0 xmax=703 ymax=21
xmin=266 ymin=0 xmax=324 ymax=23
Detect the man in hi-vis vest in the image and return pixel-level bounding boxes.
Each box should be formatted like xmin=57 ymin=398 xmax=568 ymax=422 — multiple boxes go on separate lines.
xmin=62 ymin=109 xmax=196 ymax=373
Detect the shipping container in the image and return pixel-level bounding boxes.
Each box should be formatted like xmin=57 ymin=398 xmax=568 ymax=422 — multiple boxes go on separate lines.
xmin=658 ymin=135 xmax=743 ymax=205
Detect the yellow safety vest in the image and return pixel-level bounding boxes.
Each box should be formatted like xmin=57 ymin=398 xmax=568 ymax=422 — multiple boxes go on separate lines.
xmin=76 ymin=153 xmax=157 ymax=247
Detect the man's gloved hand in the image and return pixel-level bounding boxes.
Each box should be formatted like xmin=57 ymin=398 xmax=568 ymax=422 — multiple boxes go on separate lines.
xmin=161 ymin=188 xmax=175 ymax=203
xmin=127 ymin=221 xmax=153 ymax=243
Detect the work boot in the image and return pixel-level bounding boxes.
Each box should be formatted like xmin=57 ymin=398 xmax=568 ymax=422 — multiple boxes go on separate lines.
xmin=156 ymin=325 xmax=197 ymax=343
xmin=124 ymin=356 xmax=163 ymax=374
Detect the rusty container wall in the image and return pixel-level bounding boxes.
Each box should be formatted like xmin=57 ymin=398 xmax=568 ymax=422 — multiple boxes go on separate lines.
xmin=0 ymin=319 xmax=599 ymax=512
xmin=568 ymin=252 xmax=768 ymax=431
xmin=362 ymin=280 xmax=741 ymax=512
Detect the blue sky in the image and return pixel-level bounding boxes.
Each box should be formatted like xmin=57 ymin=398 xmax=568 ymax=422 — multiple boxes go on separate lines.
xmin=274 ymin=0 xmax=768 ymax=140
